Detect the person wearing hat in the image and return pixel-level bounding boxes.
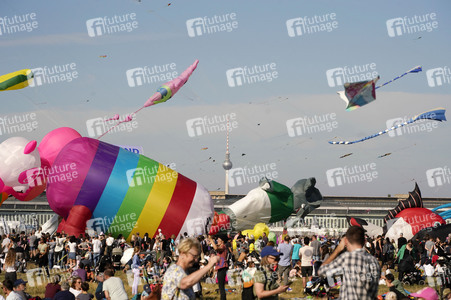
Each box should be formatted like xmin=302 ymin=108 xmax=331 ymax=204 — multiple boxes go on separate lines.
xmin=208 ymin=235 xmax=229 ymax=300
xmin=253 ymin=246 xmax=289 ymax=299
xmin=2 ymin=279 xmax=22 ymax=300
xmin=13 ymin=279 xmax=30 ymax=300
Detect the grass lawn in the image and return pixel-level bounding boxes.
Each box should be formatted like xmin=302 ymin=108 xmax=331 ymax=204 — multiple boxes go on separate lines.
xmin=1 ymin=262 xmax=445 ymax=299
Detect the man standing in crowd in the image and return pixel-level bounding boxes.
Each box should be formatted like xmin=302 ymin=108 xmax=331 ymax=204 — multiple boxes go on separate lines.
xmin=262 ymin=232 xmax=268 ymax=246
xmin=398 ymin=233 xmax=407 ymax=250
xmin=277 ymin=235 xmax=292 ymax=285
xmin=28 ymin=231 xmax=36 ymax=261
xmin=310 ymin=235 xmax=321 ymax=261
xmin=425 ymin=235 xmax=435 ymax=260
xmin=2 ymin=234 xmax=11 ymax=255
xmin=299 ymin=237 xmax=313 ymax=293
xmin=318 ymin=226 xmax=381 ymax=300
xmin=92 ymin=235 xmax=102 ymax=267
xmin=106 ymin=234 xmax=115 ymax=257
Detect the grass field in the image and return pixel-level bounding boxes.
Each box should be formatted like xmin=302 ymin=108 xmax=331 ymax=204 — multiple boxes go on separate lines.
xmin=0 ymin=262 xmax=445 ymax=299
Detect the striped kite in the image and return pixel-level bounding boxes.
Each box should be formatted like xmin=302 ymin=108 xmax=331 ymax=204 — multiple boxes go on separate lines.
xmin=329 ymin=108 xmax=446 ymax=145
xmin=99 ymin=60 xmax=199 ymax=139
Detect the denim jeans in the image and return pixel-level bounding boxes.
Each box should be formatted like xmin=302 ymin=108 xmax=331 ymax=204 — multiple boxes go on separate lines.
xmin=93 ymin=253 xmax=100 ymax=266
xmin=48 ymin=252 xmax=54 ymax=269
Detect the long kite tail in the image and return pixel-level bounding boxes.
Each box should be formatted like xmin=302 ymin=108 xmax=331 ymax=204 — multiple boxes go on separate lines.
xmin=329 ymin=108 xmax=446 ymax=145
xmin=375 ymin=65 xmax=422 ymax=90
xmin=432 ymin=203 xmax=451 ymax=220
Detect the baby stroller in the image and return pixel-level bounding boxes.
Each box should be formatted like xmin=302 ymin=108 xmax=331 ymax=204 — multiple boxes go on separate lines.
xmin=398 ymin=256 xmax=424 ymax=285
xmin=112 ymin=247 xmax=123 ymax=270
xmin=401 ymin=268 xmax=424 ymax=285
xmin=97 ymin=255 xmax=112 ymax=273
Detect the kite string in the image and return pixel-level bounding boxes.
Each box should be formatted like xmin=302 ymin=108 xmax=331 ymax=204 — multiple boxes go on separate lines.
xmin=96 ymin=107 xmax=145 ymax=140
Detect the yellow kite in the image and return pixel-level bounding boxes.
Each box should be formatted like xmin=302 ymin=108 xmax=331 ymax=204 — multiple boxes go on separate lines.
xmin=0 ymin=69 xmax=34 ymax=91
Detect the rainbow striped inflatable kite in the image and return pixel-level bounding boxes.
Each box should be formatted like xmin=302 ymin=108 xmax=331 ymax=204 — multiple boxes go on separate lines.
xmin=47 ymin=137 xmax=213 ymax=239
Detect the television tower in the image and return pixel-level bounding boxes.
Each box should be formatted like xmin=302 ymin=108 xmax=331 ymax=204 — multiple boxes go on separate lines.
xmin=222 ymin=118 xmax=232 ymax=195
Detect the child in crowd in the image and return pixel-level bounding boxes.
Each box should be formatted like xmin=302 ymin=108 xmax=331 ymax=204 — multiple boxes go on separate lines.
xmin=385 ymin=273 xmax=409 ymax=300
xmin=379 ymin=264 xmax=392 ymax=285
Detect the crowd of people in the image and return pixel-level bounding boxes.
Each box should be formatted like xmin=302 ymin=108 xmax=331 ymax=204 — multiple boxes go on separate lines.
xmin=0 ymin=225 xmax=449 ymax=300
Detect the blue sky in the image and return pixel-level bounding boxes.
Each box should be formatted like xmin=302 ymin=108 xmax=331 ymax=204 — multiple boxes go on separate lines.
xmin=1 ymin=0 xmax=451 ymax=197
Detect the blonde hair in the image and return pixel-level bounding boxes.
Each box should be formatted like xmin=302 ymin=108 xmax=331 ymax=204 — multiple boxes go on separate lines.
xmin=177 ymin=237 xmax=200 ymax=254
xmin=260 ymin=256 xmax=270 ymax=266
xmin=4 ymin=248 xmax=16 ymax=267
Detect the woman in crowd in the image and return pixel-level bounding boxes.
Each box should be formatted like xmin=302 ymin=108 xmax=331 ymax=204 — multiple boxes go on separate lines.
xmin=161 ymin=238 xmax=219 ymax=300
xmin=69 ymin=276 xmax=82 ymax=297
xmin=3 ymin=248 xmax=17 ymax=283
xmin=397 ymin=240 xmax=416 ymax=280
xmin=131 ymin=246 xmax=142 ymax=296
xmin=66 ymin=236 xmax=78 ymax=268
xmin=253 ymin=246 xmax=289 ymax=299
xmin=208 ymin=235 xmax=229 ymax=300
